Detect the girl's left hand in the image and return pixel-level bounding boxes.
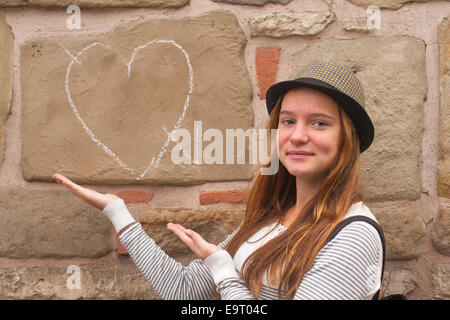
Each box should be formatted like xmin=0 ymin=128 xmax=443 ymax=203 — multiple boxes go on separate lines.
xmin=167 ymin=223 xmax=220 ymax=261
xmin=53 ymin=173 xmax=121 ymax=211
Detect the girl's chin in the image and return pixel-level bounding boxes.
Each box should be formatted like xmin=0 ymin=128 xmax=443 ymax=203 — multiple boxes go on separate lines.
xmin=282 ymin=163 xmax=321 ymax=179
xmin=284 ymin=167 xmax=313 ymax=177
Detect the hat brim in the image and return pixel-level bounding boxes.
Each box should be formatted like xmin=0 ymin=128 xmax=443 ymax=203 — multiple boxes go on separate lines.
xmin=265 ymin=77 xmax=374 ymax=153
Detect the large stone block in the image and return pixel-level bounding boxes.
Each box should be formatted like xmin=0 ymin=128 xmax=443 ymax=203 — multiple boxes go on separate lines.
xmin=0 ymin=14 xmax=14 ymax=168
xmin=0 ymin=265 xmax=159 ymax=299
xmin=289 ymin=36 xmax=426 ymax=201
xmin=381 ymin=269 xmax=417 ymax=297
xmin=342 ymin=17 xmax=374 ymax=33
xmin=140 ymin=208 xmax=244 ymax=258
xmin=374 ymin=207 xmax=426 ymax=260
xmin=212 ymin=0 xmax=292 ymax=4
xmin=438 ymin=16 xmax=450 ymax=199
xmin=21 ymin=11 xmax=254 ymax=185
xmin=250 ymin=11 xmax=335 ymax=37
xmin=432 ymin=262 xmax=450 ymax=300
xmin=0 ymin=188 xmax=113 ymax=258
xmin=432 ymin=206 xmax=450 ymax=256
xmin=0 ymin=0 xmax=189 ymax=8
xmin=348 ymin=0 xmax=449 ymax=10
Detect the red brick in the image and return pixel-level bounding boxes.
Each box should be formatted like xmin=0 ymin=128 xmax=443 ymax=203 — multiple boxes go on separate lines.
xmin=116 ymin=190 xmax=153 ymax=204
xmin=255 ymin=47 xmax=280 ymax=99
xmin=199 ymin=190 xmax=247 ymax=205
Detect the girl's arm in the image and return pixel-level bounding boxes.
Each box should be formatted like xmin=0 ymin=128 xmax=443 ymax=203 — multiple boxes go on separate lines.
xmin=53 ymin=173 xmax=238 ymax=300
xmin=201 ymin=221 xmax=382 ymax=300
xmin=168 ymin=220 xmax=255 ymax=300
xmin=293 ymin=221 xmax=383 ymax=300
xmin=107 ymin=198 xmax=241 ymax=300
xmin=203 ymin=250 xmax=254 ymax=300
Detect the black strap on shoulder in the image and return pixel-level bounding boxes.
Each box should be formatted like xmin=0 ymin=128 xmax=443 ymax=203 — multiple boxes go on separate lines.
xmin=326 ymin=215 xmax=386 ymax=300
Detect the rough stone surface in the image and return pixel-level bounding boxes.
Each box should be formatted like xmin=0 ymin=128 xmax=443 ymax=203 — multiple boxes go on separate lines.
xmin=250 ymin=11 xmax=336 ymax=37
xmin=0 ymin=265 xmax=159 ymax=299
xmin=342 ymin=17 xmax=373 ymax=33
xmin=0 ymin=14 xmax=13 ymax=168
xmin=212 ymin=0 xmax=291 ymax=5
xmin=140 ymin=209 xmax=244 ymax=258
xmin=290 ymin=36 xmax=426 ymax=201
xmin=381 ymin=269 xmax=417 ymax=297
xmin=348 ymin=0 xmax=450 ymax=10
xmin=432 ymin=262 xmax=450 ymax=300
xmin=432 ymin=206 xmax=450 ymax=256
xmin=0 ymin=0 xmax=189 ymax=8
xmin=21 ymin=11 xmax=254 ymax=185
xmin=0 ymin=188 xmax=114 ymax=258
xmin=438 ymin=16 xmax=450 ymax=199
xmin=373 ymin=207 xmax=426 ymax=260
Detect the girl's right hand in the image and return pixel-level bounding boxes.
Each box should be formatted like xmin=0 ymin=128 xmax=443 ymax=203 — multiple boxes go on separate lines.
xmin=52 ymin=173 xmax=121 ymax=211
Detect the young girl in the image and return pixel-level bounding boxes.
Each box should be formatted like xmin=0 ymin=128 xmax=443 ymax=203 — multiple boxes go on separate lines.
xmin=53 ymin=61 xmax=383 ymax=300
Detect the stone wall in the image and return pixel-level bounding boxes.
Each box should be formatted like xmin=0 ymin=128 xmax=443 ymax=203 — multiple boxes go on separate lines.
xmin=0 ymin=0 xmax=448 ymax=300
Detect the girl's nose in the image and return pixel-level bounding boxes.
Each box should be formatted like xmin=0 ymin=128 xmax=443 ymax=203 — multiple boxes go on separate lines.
xmin=289 ymin=124 xmax=309 ymax=144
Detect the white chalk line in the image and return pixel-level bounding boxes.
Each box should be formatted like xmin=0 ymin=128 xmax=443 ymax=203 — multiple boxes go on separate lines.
xmin=62 ymin=40 xmax=194 ymax=180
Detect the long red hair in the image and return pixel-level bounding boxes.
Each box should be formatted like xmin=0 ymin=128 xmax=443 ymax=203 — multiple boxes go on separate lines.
xmin=225 ymin=94 xmax=364 ymax=299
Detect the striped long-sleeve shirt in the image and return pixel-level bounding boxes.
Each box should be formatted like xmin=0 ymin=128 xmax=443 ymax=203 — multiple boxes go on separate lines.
xmin=104 ymin=199 xmax=383 ymax=300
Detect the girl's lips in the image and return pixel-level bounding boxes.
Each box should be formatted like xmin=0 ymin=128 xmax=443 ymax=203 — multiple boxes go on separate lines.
xmin=288 ymin=151 xmax=314 ymax=156
xmin=288 ymin=152 xmax=314 ymax=159
xmin=288 ymin=151 xmax=315 ymax=155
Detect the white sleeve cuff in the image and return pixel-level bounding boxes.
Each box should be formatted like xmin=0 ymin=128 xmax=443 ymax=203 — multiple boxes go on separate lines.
xmin=203 ymin=249 xmax=239 ymax=286
xmin=102 ymin=198 xmax=136 ymax=233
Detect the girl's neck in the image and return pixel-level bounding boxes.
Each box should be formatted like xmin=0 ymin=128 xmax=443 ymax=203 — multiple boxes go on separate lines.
xmin=281 ymin=175 xmax=324 ymax=228
xmin=295 ymin=176 xmax=323 ymax=208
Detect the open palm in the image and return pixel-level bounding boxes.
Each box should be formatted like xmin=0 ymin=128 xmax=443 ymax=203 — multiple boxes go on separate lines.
xmin=52 ymin=173 xmax=120 ymax=210
xmin=53 ymin=173 xmax=219 ymax=260
xmin=167 ymin=223 xmax=220 ymax=260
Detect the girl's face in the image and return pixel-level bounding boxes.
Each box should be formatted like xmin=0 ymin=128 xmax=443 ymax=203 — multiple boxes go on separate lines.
xmin=277 ymin=87 xmax=343 ymax=183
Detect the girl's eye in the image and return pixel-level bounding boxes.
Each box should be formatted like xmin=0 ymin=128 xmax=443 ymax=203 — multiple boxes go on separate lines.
xmin=313 ymin=121 xmax=327 ymax=127
xmin=281 ymin=119 xmax=294 ymax=125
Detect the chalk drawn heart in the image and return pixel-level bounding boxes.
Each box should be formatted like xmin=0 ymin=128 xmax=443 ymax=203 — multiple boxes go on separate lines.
xmin=63 ymin=40 xmax=194 ymax=180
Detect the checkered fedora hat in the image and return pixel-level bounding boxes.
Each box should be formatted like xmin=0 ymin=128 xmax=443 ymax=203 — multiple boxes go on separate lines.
xmin=266 ymin=61 xmax=374 ymax=153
